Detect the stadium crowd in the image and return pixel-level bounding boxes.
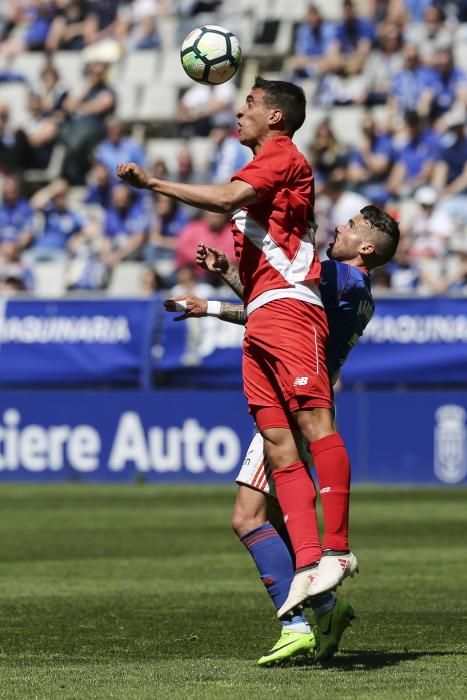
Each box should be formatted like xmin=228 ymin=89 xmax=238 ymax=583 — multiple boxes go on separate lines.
xmin=0 ymin=0 xmax=467 ymax=297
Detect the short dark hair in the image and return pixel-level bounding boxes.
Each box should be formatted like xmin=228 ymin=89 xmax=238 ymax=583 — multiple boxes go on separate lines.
xmin=253 ymin=76 xmax=306 ymax=136
xmin=361 ymin=205 xmax=400 ymax=267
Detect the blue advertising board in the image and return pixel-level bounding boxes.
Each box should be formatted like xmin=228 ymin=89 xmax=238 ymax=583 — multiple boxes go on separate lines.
xmin=0 ymin=390 xmax=465 ymax=485
xmin=0 ymin=297 xmax=466 ymax=386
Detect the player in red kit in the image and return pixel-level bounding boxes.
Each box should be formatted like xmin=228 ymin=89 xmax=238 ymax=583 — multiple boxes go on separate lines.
xmin=117 ymin=77 xmax=357 ymax=616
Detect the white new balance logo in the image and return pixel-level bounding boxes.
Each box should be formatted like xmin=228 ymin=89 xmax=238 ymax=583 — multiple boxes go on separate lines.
xmin=293 ymin=376 xmax=309 ymax=386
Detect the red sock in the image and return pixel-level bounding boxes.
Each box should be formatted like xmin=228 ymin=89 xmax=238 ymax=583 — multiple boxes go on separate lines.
xmin=271 ymin=461 xmax=321 ymax=569
xmin=310 ymin=434 xmax=350 ymax=552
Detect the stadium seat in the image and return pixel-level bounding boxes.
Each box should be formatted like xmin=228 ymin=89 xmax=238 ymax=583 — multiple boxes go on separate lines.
xmin=11 ymin=53 xmax=44 ymax=83
xmin=23 ymin=143 xmax=66 ymax=185
xmin=139 ymin=84 xmax=178 ymax=122
xmin=118 ymin=50 xmax=161 ymax=87
xmin=0 ymin=82 xmax=28 ymax=125
xmin=52 ymin=52 xmax=84 ymax=87
xmin=107 ymin=262 xmax=145 ymax=297
xmin=329 ymin=106 xmax=366 ymax=146
xmin=33 ymin=261 xmax=67 ymax=298
xmin=250 ymin=20 xmax=294 ymax=58
xmin=160 ymin=49 xmax=198 ymax=88
xmin=114 ymin=84 xmax=142 ymax=122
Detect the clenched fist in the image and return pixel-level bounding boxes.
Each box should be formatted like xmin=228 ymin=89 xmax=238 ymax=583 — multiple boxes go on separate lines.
xmin=116 ymin=163 xmax=153 ymax=189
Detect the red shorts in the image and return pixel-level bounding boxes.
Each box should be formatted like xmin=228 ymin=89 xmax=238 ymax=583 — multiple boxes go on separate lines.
xmin=242 ymin=298 xmax=332 ymax=431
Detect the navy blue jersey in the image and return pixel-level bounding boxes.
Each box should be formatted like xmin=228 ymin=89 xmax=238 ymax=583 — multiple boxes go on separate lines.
xmin=319 ymin=260 xmax=374 ymax=383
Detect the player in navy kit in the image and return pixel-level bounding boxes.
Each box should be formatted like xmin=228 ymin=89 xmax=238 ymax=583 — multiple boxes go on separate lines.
xmin=165 ymin=205 xmax=399 ymax=665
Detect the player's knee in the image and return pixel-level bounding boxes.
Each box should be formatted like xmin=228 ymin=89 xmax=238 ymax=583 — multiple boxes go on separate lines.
xmin=294 ymin=407 xmax=335 ymax=442
xmin=231 ymin=503 xmax=267 ymax=538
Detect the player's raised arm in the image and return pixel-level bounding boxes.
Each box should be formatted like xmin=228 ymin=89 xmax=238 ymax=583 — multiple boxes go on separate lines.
xmin=196 ymin=242 xmax=244 ymax=300
xmin=164 ymin=295 xmax=247 ymax=325
xmin=116 ymin=163 xmax=258 ymax=214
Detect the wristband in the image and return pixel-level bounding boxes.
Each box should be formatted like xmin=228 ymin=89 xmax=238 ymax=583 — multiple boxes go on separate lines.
xmin=206 ymin=300 xmax=222 ymax=317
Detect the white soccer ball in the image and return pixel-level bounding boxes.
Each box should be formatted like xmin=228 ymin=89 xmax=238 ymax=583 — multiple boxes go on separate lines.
xmin=180 ymin=25 xmax=242 ymax=85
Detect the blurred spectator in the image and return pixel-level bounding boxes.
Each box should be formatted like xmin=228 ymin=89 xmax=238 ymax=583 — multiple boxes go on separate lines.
xmin=173 ymin=145 xmax=205 ymax=184
xmin=385 ymin=235 xmax=422 ymax=292
xmin=333 ymin=0 xmax=376 ymax=76
xmin=84 ymin=161 xmax=114 ymax=208
xmin=144 ymin=194 xmax=189 ymax=282
xmin=430 ymin=46 xmax=467 ymax=122
xmin=405 ymin=186 xmax=455 ymax=258
xmin=362 ymin=21 xmax=404 ymax=105
xmin=370 ymin=265 xmax=392 ymax=295
xmin=139 ymin=265 xmax=165 ymax=297
xmin=65 ymin=220 xmax=109 ymax=291
xmin=60 ymin=60 xmax=116 ymax=183
xmin=0 ymin=175 xmax=34 ymax=254
xmin=388 ymin=43 xmax=436 ymax=118
xmin=208 ymin=121 xmax=249 ymax=183
xmin=430 ymin=242 xmax=467 ymax=294
xmin=94 ymin=118 xmax=145 ymax=180
xmin=309 ymin=120 xmax=350 ymax=191
xmin=324 ymin=177 xmax=369 ymax=234
xmin=0 ymin=103 xmax=23 ymax=175
xmin=347 ymin=113 xmax=394 ymax=201
xmin=290 ymin=4 xmax=337 ymax=79
xmin=404 ymin=4 xmax=452 ymax=67
xmin=16 ymin=91 xmax=60 ymax=169
xmin=153 ymin=158 xmax=169 ymax=180
xmin=175 ymin=210 xmax=235 ymax=284
xmin=0 ymin=240 xmax=34 ymax=293
xmin=432 ymin=108 xmax=467 ymax=225
xmin=170 ymin=263 xmax=215 ymax=299
xmin=83 ymin=0 xmax=119 ymax=46
xmin=101 ymin=183 xmax=148 ymax=268
xmin=176 ymin=82 xmax=236 ymax=137
xmin=45 ymin=0 xmax=89 ymax=52
xmin=38 ymin=63 xmax=69 ymax=114
xmin=27 ymin=178 xmax=83 ymax=261
xmin=115 ymin=0 xmax=167 ymax=51
xmin=0 ymin=1 xmax=55 ymax=58
xmin=387 ymin=0 xmax=435 ymax=26
xmin=387 ymin=111 xmax=440 ymax=198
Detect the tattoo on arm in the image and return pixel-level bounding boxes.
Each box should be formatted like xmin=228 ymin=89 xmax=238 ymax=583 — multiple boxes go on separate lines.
xmin=219 ymin=302 xmax=247 ymax=325
xmin=222 ymin=265 xmax=244 ymax=300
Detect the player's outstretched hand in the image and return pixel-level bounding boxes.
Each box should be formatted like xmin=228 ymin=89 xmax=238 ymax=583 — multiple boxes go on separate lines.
xmin=116 ymin=163 xmax=152 ymax=189
xmin=196 ymin=242 xmax=229 ymax=274
xmin=164 ymin=294 xmax=208 ymax=321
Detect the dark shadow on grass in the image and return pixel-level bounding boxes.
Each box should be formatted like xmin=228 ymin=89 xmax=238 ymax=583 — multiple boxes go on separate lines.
xmin=291 ymin=649 xmax=467 ymax=671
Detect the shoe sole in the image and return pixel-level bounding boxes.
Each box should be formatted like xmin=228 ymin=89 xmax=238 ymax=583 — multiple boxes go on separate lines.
xmin=258 ymin=648 xmax=315 ymax=667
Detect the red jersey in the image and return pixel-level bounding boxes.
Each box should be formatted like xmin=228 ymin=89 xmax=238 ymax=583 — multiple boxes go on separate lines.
xmin=231 ymin=135 xmax=322 ymax=314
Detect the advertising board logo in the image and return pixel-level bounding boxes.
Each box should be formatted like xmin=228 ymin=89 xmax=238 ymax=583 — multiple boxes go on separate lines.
xmin=434 ymin=405 xmax=467 ymax=484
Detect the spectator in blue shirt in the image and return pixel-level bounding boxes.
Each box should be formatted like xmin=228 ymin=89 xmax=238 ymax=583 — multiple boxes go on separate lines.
xmin=347 ymin=114 xmax=395 ymax=202
xmin=27 ymin=178 xmax=83 ymax=261
xmin=430 ymin=46 xmax=467 ymax=122
xmin=144 ymin=194 xmax=189 ymax=284
xmin=387 ymin=110 xmax=440 ymax=198
xmin=291 ymin=5 xmax=337 ymax=79
xmin=84 ymin=162 xmax=114 ymax=209
xmin=101 ymin=184 xmax=148 ymax=269
xmin=388 ymin=0 xmax=435 ymax=25
xmin=432 ymin=108 xmax=467 ymax=225
xmin=389 ymin=43 xmax=437 ymax=118
xmin=94 ymin=119 xmax=146 ymax=182
xmin=0 ymin=176 xmax=34 ymax=253
xmin=208 ymin=122 xmax=249 ymax=184
xmin=333 ymin=0 xmax=376 ymax=75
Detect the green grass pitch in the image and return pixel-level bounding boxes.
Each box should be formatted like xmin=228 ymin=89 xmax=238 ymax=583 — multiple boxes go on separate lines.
xmin=0 ymin=485 xmax=466 ymax=699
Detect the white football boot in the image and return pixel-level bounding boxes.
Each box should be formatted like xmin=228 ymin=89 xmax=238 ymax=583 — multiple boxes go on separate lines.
xmin=276 ymin=568 xmax=317 ymax=619
xmin=305 ymin=552 xmax=359 ymax=597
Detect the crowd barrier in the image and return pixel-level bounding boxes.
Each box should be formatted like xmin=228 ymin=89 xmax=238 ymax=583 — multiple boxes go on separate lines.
xmin=0 ymin=389 xmax=465 ymax=485
xmin=0 ymin=296 xmax=466 ymax=386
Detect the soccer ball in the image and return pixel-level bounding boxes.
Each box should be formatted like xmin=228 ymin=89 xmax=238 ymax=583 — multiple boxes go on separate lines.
xmin=180 ymin=25 xmax=242 ymax=85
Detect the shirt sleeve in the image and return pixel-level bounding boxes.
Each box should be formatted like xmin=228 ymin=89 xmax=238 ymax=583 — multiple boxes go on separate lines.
xmin=232 ymin=142 xmax=291 ymax=202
